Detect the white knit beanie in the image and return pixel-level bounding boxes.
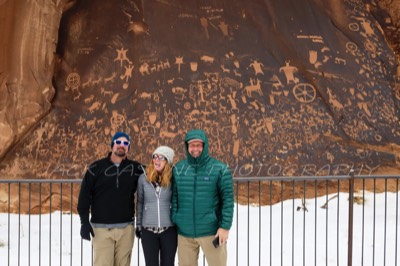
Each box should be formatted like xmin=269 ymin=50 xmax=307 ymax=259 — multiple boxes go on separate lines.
xmin=152 ymin=146 xmax=175 ymax=164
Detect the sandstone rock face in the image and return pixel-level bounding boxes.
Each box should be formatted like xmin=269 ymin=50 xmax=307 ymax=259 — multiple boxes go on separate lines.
xmin=0 ymin=0 xmax=68 ymax=158
xmin=0 ymin=0 xmax=399 ymax=180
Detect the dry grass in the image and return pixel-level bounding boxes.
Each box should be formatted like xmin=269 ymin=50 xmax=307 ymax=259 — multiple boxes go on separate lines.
xmin=353 ymin=196 xmax=365 ymax=205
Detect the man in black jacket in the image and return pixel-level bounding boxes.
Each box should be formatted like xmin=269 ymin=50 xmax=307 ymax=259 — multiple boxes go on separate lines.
xmin=77 ymin=131 xmax=144 ymax=266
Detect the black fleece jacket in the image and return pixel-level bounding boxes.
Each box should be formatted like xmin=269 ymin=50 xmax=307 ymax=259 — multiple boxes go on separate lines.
xmin=77 ymin=153 xmax=144 ymax=225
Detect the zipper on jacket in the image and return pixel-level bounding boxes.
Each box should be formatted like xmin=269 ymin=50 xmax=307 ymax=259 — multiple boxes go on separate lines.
xmin=157 ymin=188 xmax=161 ymax=227
xmin=152 ymin=182 xmax=162 ymax=228
xmin=193 ymin=164 xmax=197 ymax=236
xmin=116 ymin=166 xmax=120 ymax=188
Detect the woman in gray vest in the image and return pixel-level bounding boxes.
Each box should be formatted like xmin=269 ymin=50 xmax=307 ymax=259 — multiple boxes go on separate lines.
xmin=136 ymin=146 xmax=177 ymax=266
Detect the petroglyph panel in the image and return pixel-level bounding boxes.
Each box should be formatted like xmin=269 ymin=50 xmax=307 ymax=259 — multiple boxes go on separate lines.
xmin=0 ymin=0 xmax=399 ymax=179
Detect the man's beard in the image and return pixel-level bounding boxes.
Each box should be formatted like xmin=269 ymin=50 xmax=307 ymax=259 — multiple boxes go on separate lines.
xmin=114 ymin=148 xmax=126 ymax=157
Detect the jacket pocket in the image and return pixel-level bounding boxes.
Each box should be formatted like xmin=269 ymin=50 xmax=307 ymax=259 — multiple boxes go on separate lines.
xmin=201 ymin=211 xmax=218 ymax=224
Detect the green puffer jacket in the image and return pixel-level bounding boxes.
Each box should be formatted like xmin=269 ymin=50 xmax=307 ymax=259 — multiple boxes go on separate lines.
xmin=171 ymin=129 xmax=234 ymax=238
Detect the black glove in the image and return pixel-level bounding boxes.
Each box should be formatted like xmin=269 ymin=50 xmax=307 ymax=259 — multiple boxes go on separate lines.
xmin=80 ymin=223 xmax=95 ymax=241
xmin=135 ymin=227 xmax=142 ymax=239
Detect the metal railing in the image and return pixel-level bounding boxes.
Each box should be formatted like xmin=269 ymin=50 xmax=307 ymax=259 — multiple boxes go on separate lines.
xmin=0 ymin=173 xmax=399 ymax=266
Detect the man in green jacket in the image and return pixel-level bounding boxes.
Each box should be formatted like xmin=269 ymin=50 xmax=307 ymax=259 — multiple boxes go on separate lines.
xmin=172 ymin=129 xmax=234 ymax=266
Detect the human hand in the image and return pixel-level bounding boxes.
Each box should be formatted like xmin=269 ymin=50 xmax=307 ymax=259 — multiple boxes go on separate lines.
xmin=80 ymin=223 xmax=94 ymax=241
xmin=135 ymin=227 xmax=142 ymax=239
xmin=216 ymin=228 xmax=229 ymax=246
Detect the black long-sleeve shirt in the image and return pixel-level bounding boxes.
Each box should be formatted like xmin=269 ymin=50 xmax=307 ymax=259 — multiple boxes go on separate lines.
xmin=77 ymin=153 xmax=143 ymax=224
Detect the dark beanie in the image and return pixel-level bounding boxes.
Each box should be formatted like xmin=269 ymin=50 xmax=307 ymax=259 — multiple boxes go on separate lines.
xmin=111 ymin=131 xmax=130 ymax=148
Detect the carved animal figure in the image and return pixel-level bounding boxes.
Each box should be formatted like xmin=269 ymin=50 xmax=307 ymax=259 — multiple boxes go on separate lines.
xmin=200 ymin=55 xmax=215 ymax=63
xmin=245 ymin=79 xmax=263 ymax=97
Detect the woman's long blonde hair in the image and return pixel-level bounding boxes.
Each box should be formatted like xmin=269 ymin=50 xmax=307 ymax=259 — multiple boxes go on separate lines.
xmin=145 ymin=159 xmax=173 ymax=187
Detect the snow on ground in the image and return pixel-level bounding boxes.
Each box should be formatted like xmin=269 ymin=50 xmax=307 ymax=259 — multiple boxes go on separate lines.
xmin=0 ymin=192 xmax=398 ymax=265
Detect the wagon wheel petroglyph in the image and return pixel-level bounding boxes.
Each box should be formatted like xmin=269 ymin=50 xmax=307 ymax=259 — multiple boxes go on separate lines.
xmin=66 ymin=73 xmax=80 ymax=88
xmin=293 ymin=83 xmax=316 ymax=103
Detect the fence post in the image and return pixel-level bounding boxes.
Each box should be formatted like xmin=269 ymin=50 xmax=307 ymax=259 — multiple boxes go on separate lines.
xmin=347 ymin=169 xmax=354 ymax=266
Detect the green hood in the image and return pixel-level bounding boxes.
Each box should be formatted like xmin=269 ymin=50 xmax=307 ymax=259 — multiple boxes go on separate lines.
xmin=184 ymin=129 xmax=209 ymax=166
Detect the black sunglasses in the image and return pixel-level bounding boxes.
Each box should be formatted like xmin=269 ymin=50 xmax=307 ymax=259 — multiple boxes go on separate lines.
xmin=152 ymin=154 xmax=166 ymax=161
xmin=114 ymin=140 xmax=130 ymax=146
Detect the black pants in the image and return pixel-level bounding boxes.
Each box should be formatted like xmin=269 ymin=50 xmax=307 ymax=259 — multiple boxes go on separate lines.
xmin=141 ymin=226 xmax=177 ymax=266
